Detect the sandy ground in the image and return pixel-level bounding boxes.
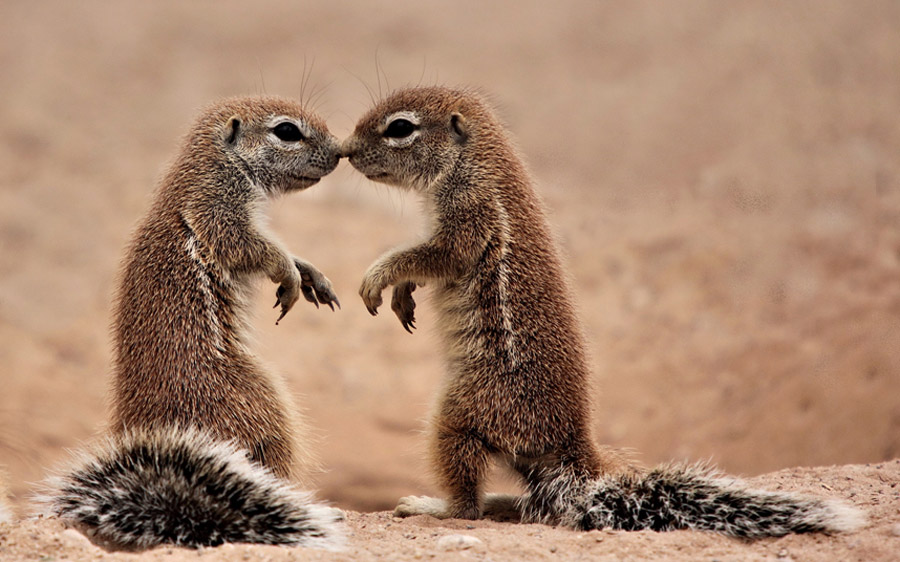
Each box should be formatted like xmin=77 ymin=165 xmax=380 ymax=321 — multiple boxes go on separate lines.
xmin=1 ymin=0 xmax=899 ymax=559
xmin=2 ymin=461 xmax=899 ymax=561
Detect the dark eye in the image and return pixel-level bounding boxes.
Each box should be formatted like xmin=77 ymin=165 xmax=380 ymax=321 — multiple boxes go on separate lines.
xmin=383 ymin=119 xmax=417 ymax=139
xmin=272 ymin=122 xmax=305 ymax=142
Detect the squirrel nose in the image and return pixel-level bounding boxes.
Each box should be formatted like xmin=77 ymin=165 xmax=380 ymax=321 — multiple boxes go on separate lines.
xmin=339 ymin=137 xmax=358 ymax=159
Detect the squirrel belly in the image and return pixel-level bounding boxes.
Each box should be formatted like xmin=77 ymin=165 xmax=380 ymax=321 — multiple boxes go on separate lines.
xmin=38 ymin=428 xmax=343 ymax=550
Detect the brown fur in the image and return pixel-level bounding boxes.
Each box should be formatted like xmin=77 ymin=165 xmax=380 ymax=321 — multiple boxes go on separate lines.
xmin=343 ymin=87 xmax=633 ymax=519
xmin=109 ymin=96 xmax=340 ymax=480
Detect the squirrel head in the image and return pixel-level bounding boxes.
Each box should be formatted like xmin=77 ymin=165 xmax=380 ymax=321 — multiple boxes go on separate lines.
xmin=195 ymin=97 xmax=341 ymax=195
xmin=342 ymin=87 xmax=503 ymax=193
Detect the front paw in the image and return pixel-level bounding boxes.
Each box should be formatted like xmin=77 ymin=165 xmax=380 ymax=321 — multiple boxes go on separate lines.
xmin=391 ymin=281 xmax=417 ymax=333
xmin=359 ymin=273 xmax=386 ymax=316
xmin=273 ymin=276 xmax=301 ymax=324
xmin=294 ymin=259 xmax=340 ymax=311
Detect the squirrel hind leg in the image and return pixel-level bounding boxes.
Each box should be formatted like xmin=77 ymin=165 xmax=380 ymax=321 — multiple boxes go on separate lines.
xmin=430 ymin=427 xmax=491 ymax=520
xmin=36 ymin=428 xmax=343 ymax=550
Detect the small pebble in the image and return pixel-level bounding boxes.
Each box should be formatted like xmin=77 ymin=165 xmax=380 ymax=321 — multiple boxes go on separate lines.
xmin=777 ymin=548 xmax=789 ymax=558
xmin=436 ymin=534 xmax=483 ymax=551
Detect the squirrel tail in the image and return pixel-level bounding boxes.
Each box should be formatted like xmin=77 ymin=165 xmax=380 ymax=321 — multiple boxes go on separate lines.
xmin=35 ymin=428 xmax=343 ymax=550
xmin=521 ymin=462 xmax=865 ymax=539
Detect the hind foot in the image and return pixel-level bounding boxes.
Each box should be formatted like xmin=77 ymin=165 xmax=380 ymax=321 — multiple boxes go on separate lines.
xmin=394 ymin=495 xmax=450 ymax=518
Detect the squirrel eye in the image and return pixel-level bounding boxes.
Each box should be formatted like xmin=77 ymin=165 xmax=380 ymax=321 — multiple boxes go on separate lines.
xmin=272 ymin=122 xmax=305 ymax=142
xmin=383 ymin=118 xmax=417 ymax=139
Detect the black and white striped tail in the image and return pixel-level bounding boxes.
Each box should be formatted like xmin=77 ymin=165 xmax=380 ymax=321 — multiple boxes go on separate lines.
xmin=523 ymin=463 xmax=865 ymax=539
xmin=37 ymin=428 xmax=343 ymax=550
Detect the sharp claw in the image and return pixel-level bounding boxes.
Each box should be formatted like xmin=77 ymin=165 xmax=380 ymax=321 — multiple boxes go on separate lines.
xmin=403 ymin=323 xmax=413 ymax=334
xmin=275 ymin=308 xmax=288 ymax=325
xmin=273 ymin=300 xmax=280 ymax=309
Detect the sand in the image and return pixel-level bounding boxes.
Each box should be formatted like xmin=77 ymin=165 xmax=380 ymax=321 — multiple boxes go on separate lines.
xmin=2 ymin=462 xmax=899 ymax=561
xmin=1 ymin=0 xmax=898 ymax=559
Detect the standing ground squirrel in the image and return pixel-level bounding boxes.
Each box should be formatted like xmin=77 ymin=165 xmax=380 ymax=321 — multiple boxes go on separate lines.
xmin=109 ymin=95 xmax=339 ymax=479
xmin=40 ymin=97 xmax=343 ymax=550
xmin=343 ymin=86 xmax=864 ymax=538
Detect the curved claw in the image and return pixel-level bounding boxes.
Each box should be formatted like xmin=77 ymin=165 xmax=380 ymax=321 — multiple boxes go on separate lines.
xmin=360 ymin=284 xmax=383 ymax=316
xmin=294 ymin=258 xmax=339 ymax=312
xmin=392 ymin=281 xmax=417 ymax=334
xmin=315 ymin=287 xmax=340 ymax=311
xmin=273 ymin=283 xmax=298 ymax=324
xmin=301 ymin=285 xmax=319 ymax=308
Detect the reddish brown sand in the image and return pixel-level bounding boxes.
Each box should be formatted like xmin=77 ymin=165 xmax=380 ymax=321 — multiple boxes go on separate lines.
xmin=1 ymin=0 xmax=898 ymax=560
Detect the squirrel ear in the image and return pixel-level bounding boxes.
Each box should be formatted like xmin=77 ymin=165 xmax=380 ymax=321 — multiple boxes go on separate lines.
xmin=225 ymin=116 xmax=241 ymax=145
xmin=450 ymin=113 xmax=468 ymax=144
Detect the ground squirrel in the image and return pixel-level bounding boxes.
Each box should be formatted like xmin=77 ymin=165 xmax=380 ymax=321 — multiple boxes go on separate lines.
xmin=40 ymin=96 xmax=343 ymax=549
xmin=343 ymin=86 xmax=864 ymax=538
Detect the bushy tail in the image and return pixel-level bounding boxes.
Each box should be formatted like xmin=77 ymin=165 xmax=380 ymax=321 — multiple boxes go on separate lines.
xmin=36 ymin=428 xmax=343 ymax=550
xmin=523 ymin=463 xmax=865 ymax=539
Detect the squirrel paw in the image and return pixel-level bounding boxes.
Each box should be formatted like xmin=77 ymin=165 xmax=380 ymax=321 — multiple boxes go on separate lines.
xmin=391 ymin=282 xmax=417 ymax=333
xmin=394 ymin=496 xmax=450 ymax=519
xmin=359 ymin=273 xmax=386 ymax=316
xmin=274 ymin=274 xmax=302 ymax=324
xmin=294 ymin=259 xmax=340 ymax=311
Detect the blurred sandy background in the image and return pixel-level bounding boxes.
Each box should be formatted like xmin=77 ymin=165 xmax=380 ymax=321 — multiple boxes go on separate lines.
xmin=1 ymin=0 xmax=898 ymax=518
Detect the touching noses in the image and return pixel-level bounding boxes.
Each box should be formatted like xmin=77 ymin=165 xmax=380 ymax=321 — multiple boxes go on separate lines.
xmin=339 ymin=136 xmax=358 ymax=159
